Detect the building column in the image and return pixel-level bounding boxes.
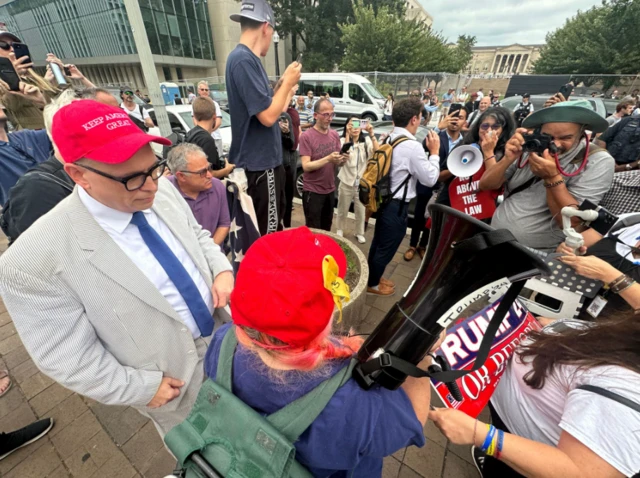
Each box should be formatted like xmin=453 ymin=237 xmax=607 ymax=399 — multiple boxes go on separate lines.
xmin=490 ymin=53 xmax=498 ymax=74
xmin=512 ymin=54 xmax=521 ymax=73
xmin=208 ymin=0 xmax=242 ymax=78
xmin=523 ymin=52 xmax=532 ymax=73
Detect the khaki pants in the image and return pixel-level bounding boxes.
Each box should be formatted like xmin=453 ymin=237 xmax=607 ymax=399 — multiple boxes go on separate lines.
xmin=336 ymin=183 xmax=365 ymax=236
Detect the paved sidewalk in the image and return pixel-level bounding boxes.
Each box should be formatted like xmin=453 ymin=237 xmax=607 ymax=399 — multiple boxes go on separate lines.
xmin=0 ymin=204 xmax=485 ymax=478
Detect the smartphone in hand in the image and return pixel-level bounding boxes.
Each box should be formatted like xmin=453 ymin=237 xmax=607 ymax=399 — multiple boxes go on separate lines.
xmin=12 ymin=43 xmax=31 ymax=62
xmin=340 ymin=142 xmax=353 ymax=154
xmin=0 ymin=58 xmax=20 ymax=91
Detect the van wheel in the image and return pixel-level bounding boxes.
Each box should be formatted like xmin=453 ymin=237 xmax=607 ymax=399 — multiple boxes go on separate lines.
xmin=362 ymin=113 xmax=377 ymax=121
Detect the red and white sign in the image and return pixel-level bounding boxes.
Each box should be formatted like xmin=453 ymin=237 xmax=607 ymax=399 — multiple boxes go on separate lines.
xmin=431 ymin=298 xmax=541 ymax=418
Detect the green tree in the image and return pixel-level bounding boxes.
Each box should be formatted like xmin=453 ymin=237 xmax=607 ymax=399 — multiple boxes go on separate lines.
xmin=245 ymin=0 xmax=405 ymax=72
xmin=339 ymin=1 xmax=473 ymax=73
xmin=534 ymin=0 xmax=640 ymax=76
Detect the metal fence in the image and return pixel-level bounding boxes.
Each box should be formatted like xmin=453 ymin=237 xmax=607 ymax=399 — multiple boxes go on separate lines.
xmin=352 ymin=72 xmax=467 ymax=99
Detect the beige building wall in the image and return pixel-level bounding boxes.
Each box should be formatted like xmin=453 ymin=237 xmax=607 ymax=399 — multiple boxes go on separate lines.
xmin=466 ymin=44 xmax=542 ymax=75
xmin=405 ymin=0 xmax=433 ymax=28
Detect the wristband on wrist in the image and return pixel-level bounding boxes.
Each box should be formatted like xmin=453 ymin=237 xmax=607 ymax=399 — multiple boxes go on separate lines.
xmin=607 ymin=274 xmax=628 ymax=290
xmin=495 ymin=429 xmax=504 ymax=459
xmin=484 ymin=155 xmax=496 ymax=162
xmin=610 ymin=275 xmax=636 ymax=294
xmin=481 ymin=425 xmax=496 ymax=453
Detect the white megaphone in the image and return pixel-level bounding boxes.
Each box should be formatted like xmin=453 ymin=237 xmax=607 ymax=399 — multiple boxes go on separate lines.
xmin=447 ymin=143 xmax=483 ymax=178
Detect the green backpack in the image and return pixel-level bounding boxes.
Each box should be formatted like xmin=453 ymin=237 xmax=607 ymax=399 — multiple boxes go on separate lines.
xmin=164 ymin=328 xmax=356 ymax=478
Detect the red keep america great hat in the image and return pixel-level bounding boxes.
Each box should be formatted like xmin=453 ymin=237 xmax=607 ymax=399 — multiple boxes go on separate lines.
xmin=51 ymin=100 xmax=171 ymax=164
xmin=230 ymin=227 xmax=348 ymax=348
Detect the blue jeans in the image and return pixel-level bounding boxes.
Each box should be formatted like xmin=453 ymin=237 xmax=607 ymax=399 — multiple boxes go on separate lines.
xmin=367 ymin=200 xmax=409 ymax=287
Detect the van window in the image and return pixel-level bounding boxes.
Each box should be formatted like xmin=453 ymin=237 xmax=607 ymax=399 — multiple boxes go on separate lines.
xmin=299 ymin=80 xmax=344 ymax=99
xmin=349 ymin=83 xmax=372 ymax=104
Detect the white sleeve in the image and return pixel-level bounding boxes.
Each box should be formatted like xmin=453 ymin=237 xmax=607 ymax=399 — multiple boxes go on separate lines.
xmin=214 ymin=101 xmax=222 ymax=118
xmin=513 ymin=104 xmax=519 ymax=113
xmin=143 ymin=108 xmax=151 ymax=120
xmin=408 ymin=142 xmax=439 ymax=188
xmin=559 ymin=374 xmax=640 ymax=477
xmin=530 ymin=104 xmax=534 ymax=112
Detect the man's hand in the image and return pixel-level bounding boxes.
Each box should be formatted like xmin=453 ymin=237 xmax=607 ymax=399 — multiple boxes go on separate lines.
xmin=212 ymin=270 xmax=234 ymax=308
xmin=544 ymin=92 xmax=566 ymax=109
xmin=147 ymin=376 xmax=185 ymax=408
xmin=10 ymin=52 xmax=33 ymax=76
xmin=326 ymin=152 xmax=346 ymax=164
xmin=282 ymin=61 xmax=302 ymax=89
xmin=528 ymin=149 xmax=559 ymax=179
xmin=279 ymin=120 xmax=290 ymax=134
xmin=425 ymin=130 xmax=441 ymax=156
xmin=436 ymin=111 xmax=459 ymax=131
xmin=556 ymin=242 xmax=587 ymax=256
xmin=504 ymin=128 xmax=528 ymax=163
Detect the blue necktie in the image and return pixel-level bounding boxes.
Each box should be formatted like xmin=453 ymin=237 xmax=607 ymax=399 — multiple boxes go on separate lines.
xmin=130 ymin=211 xmax=213 ymax=337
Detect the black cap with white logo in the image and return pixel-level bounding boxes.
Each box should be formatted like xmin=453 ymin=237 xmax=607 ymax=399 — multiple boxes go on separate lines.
xmin=230 ymin=0 xmax=275 ymax=28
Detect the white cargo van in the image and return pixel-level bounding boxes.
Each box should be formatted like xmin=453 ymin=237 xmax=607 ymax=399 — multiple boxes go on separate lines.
xmin=298 ymin=73 xmax=385 ymax=123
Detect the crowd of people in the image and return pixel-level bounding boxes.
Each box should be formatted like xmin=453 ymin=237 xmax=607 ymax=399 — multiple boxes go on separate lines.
xmin=0 ymin=0 xmax=639 ymax=476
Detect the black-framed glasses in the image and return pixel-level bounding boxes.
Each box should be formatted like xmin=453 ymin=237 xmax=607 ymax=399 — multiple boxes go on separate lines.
xmin=179 ymin=164 xmax=213 ymax=178
xmin=0 ymin=41 xmax=12 ymax=51
xmin=480 ymin=122 xmax=503 ymax=131
xmin=77 ymin=160 xmax=167 ymax=191
xmin=316 ymin=112 xmax=336 ymax=119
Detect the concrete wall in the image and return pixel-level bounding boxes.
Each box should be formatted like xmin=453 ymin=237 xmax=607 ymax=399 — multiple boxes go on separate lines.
xmin=468 ymin=78 xmax=511 ymax=97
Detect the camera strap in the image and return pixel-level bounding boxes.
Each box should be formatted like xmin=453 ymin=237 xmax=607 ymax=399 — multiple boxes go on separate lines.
xmin=357 ymin=279 xmax=526 ymax=384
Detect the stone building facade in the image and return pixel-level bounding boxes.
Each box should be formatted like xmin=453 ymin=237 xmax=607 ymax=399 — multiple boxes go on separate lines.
xmin=465 ymin=44 xmax=543 ymax=75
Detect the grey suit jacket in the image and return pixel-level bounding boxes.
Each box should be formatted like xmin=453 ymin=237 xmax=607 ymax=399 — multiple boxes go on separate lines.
xmin=0 ymin=178 xmax=232 ymax=431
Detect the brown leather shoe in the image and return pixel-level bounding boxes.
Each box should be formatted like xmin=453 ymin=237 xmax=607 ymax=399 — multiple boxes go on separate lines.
xmin=404 ymin=247 xmax=416 ymax=261
xmin=380 ymin=278 xmax=395 ymax=289
xmin=417 ymin=247 xmax=426 ymax=259
xmin=367 ymin=283 xmax=396 ymax=296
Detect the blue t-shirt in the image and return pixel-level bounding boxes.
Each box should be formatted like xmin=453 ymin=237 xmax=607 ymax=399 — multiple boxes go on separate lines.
xmin=0 ymin=129 xmax=51 ymax=205
xmin=204 ymin=324 xmax=425 ymax=478
xmin=225 ymin=44 xmax=282 ymax=171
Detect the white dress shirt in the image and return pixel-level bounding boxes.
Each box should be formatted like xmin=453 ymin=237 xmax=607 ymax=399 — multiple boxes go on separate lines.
xmin=388 ymin=127 xmax=440 ymax=201
xmin=78 ymin=187 xmax=213 ymax=338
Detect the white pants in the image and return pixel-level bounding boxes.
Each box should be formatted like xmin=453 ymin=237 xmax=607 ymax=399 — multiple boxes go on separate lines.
xmin=336 ymin=183 xmax=365 ymax=236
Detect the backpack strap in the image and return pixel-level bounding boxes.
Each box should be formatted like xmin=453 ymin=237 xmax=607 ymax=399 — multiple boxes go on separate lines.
xmin=268 ymin=359 xmax=357 ymax=443
xmin=577 ymin=384 xmax=640 ymax=413
xmin=215 ymin=326 xmax=238 ymax=391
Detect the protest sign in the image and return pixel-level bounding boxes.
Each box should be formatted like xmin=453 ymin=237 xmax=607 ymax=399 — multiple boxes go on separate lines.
xmin=431 ymin=298 xmax=541 ymax=418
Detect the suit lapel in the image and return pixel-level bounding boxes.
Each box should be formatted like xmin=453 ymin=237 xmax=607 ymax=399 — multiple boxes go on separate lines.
xmin=67 ymin=190 xmax=183 ymax=322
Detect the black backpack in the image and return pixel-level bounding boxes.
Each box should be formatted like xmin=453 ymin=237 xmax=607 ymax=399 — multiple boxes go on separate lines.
xmin=607 ymin=117 xmax=640 ymax=164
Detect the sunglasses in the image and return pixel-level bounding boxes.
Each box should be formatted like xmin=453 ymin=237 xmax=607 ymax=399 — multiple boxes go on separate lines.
xmin=179 ymin=164 xmax=213 ymax=178
xmin=0 ymin=41 xmax=11 ymax=51
xmin=480 ymin=123 xmax=503 ymax=131
xmin=123 ymin=91 xmax=134 ymax=96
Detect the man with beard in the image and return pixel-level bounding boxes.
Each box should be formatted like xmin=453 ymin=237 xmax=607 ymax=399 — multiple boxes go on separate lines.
xmin=480 ymin=100 xmax=614 ymax=252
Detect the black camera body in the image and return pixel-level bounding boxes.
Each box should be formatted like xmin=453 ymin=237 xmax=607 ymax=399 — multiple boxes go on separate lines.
xmin=522 ymin=132 xmax=558 ymax=155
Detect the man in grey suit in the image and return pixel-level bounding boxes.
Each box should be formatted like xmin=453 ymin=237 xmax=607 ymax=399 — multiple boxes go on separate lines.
xmin=0 ymin=100 xmax=235 ymax=436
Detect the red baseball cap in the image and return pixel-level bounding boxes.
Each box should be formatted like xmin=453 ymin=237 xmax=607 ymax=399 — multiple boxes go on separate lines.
xmin=52 ymin=99 xmax=171 ymax=164
xmin=230 ymin=227 xmax=347 ymax=348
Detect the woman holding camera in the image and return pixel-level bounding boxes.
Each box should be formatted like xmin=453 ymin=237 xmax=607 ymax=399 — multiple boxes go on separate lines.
xmin=430 ymin=311 xmax=640 ymax=478
xmin=204 ymin=227 xmax=444 ymax=476
xmin=336 ymin=115 xmax=379 ymax=243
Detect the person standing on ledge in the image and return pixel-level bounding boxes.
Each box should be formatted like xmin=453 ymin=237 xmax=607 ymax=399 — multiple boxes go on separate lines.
xmin=226 ymin=0 xmax=301 ymax=235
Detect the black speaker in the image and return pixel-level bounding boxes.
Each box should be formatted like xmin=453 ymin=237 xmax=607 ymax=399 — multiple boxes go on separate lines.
xmin=354 ymin=204 xmax=550 ymax=390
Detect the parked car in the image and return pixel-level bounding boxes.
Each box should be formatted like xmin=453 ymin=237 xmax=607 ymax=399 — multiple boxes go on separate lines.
xmin=299 ymin=73 xmax=386 ymax=124
xmin=146 ymin=104 xmax=232 ymax=157
xmin=210 ymin=90 xmax=229 ymax=112
xmin=500 ymin=95 xmax=607 ymax=118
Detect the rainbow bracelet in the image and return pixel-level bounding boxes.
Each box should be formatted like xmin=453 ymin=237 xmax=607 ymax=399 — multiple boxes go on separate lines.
xmin=481 ymin=425 xmax=496 ymax=453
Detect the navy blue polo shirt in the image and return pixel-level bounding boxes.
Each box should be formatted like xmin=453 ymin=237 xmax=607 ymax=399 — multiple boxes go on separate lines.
xmin=226 ymin=44 xmax=282 ymax=172
xmin=204 ymin=324 xmax=425 ymax=477
xmin=0 ymin=129 xmax=51 ymax=205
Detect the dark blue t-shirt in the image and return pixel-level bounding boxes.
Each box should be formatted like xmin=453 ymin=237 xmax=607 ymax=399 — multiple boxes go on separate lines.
xmin=204 ymin=324 xmax=425 ymax=477
xmin=226 ymin=44 xmax=282 ymax=171
xmin=0 ymin=129 xmax=51 ymax=205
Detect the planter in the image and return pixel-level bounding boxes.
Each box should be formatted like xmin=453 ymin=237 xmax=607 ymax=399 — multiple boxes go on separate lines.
xmin=310 ymin=228 xmax=369 ymax=334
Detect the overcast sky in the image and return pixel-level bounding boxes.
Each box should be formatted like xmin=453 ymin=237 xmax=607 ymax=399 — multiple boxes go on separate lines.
xmin=420 ymin=0 xmax=603 ymax=46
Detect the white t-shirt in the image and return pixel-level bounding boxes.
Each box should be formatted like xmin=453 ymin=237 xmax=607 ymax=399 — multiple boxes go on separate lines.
xmin=476 ymin=91 xmax=484 ymax=100
xmin=188 ymin=92 xmax=196 ymax=104
xmin=211 ymin=100 xmax=222 ymax=142
xmin=492 ymin=319 xmax=640 ymax=476
xmin=121 ymin=103 xmax=150 ymax=123
xmin=609 ymin=213 xmax=640 ymax=265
